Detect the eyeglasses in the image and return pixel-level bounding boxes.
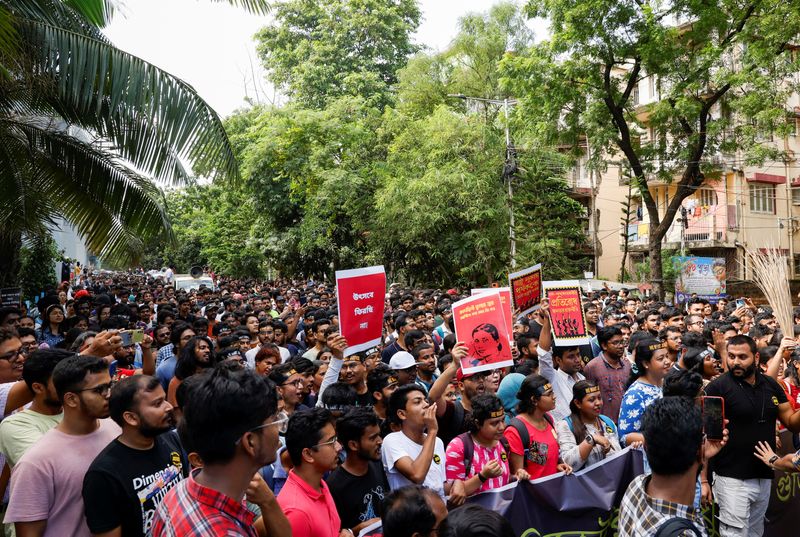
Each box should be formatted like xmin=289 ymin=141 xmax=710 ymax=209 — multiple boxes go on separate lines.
xmin=76 ymin=382 xmax=114 ymax=396
xmin=235 ymin=416 xmax=289 ymax=444
xmin=282 ymin=379 xmax=305 ymax=388
xmin=0 ymin=349 xmax=23 ymax=362
xmin=312 ymin=436 xmax=339 ymax=449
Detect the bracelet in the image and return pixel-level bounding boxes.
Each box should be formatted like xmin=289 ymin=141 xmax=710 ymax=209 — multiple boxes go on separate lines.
xmin=769 ymin=455 xmax=779 ymax=466
xmin=478 ymin=472 xmax=488 ymax=483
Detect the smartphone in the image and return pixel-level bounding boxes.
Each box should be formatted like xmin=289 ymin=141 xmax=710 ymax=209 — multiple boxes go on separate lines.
xmin=736 ymin=298 xmax=746 ymax=308
xmin=131 ymin=329 xmax=144 ymax=344
xmin=702 ymin=396 xmax=725 ymax=440
xmin=119 ymin=330 xmax=133 ymax=347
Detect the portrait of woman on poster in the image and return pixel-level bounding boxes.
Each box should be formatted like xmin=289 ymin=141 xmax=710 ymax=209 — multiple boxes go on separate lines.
xmin=469 ymin=323 xmax=507 ymax=367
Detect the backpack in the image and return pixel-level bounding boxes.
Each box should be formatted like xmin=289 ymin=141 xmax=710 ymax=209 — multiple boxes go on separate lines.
xmin=653 ymin=517 xmax=702 ymax=537
xmin=564 ymin=414 xmax=618 ymax=440
xmin=499 ymin=414 xmax=555 ymax=461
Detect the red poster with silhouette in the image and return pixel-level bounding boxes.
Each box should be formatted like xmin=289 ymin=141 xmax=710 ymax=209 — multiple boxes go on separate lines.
xmin=336 ymin=266 xmax=386 ymax=357
xmin=508 ymin=263 xmax=542 ymax=315
xmin=453 ymin=291 xmax=514 ymax=374
xmin=543 ymin=280 xmax=590 ymax=346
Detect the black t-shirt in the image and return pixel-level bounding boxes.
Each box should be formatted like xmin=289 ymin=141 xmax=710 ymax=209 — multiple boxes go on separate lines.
xmin=83 ymin=431 xmax=189 ymax=536
xmin=436 ymin=400 xmax=471 ymax=447
xmin=355 ymin=390 xmax=374 ymax=408
xmin=325 ymin=460 xmax=389 ymax=530
xmin=705 ymin=371 xmax=787 ymax=480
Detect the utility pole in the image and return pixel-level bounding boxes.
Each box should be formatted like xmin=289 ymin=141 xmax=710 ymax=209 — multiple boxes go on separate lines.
xmin=448 ymin=94 xmax=518 ymax=269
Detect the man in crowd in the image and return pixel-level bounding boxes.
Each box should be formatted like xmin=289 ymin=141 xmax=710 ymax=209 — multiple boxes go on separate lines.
xmin=0 ymin=349 xmax=66 ymax=469
xmin=302 ymin=319 xmax=331 ymax=360
xmin=83 ymin=375 xmax=188 ymax=536
xmin=537 ymin=310 xmax=585 ymax=421
xmin=278 ymin=407 xmax=343 ymax=537
xmin=327 ymin=408 xmax=389 ymax=534
xmin=583 ymin=326 xmax=631 ymax=423
xmin=412 ymin=343 xmax=438 ymax=393
xmin=703 ymin=335 xmax=800 ymax=537
xmin=339 ymin=354 xmax=373 ymax=407
xmin=4 ymin=355 xmax=121 ymax=536
xmin=153 ymin=367 xmax=289 ymax=536
xmin=382 ymin=485 xmax=447 ymax=537
xmin=381 ymin=315 xmax=417 ymax=364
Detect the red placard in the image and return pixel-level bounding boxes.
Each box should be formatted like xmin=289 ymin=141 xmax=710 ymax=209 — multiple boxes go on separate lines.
xmin=508 ymin=264 xmax=542 ymax=315
xmin=336 ymin=266 xmax=386 ymax=356
xmin=453 ymin=291 xmax=514 ymax=374
xmin=471 ymin=287 xmax=514 ymax=343
xmin=543 ymin=280 xmax=590 ymax=346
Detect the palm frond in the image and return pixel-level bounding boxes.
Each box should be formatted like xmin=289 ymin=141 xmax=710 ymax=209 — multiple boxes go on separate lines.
xmin=62 ymin=0 xmax=115 ymax=28
xmin=1 ymin=117 xmax=174 ymax=265
xmin=18 ymin=18 xmax=239 ymax=181
xmin=0 ymin=0 xmax=111 ymax=42
xmin=209 ymin=0 xmax=270 ymax=16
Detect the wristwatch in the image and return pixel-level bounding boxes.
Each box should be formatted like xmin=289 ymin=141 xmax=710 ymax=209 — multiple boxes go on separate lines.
xmin=585 ymin=434 xmax=595 ymax=446
xmin=769 ymin=455 xmax=779 ymax=467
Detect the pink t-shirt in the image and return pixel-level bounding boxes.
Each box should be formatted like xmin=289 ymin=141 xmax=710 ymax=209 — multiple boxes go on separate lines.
xmin=445 ymin=435 xmax=510 ymax=493
xmin=4 ymin=419 xmax=121 ymax=536
xmin=502 ymin=416 xmax=560 ymax=479
xmin=277 ymin=470 xmax=341 ymax=537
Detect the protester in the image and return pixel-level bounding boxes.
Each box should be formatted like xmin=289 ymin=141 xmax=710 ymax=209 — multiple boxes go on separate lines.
xmin=537 ymin=306 xmax=585 ymax=421
xmin=582 ymin=326 xmax=631 ymax=423
xmin=619 ymin=396 xmax=726 ymax=536
xmin=4 ymin=355 xmax=120 ymax=536
xmin=152 ymin=367 xmax=289 ymax=536
xmin=503 ymin=374 xmax=572 ymax=479
xmin=439 ymin=504 xmax=515 ymax=537
xmin=445 ymin=394 xmax=528 ymax=495
xmin=556 ymin=380 xmax=623 ymax=471
xmin=382 ymin=485 xmax=447 ymax=537
xmin=83 ymin=375 xmax=188 ymax=536
xmin=703 ymin=334 xmax=800 ymax=537
xmin=327 ymin=407 xmax=389 ymax=534
xmin=618 ymin=339 xmax=670 ymax=446
xmin=278 ymin=407 xmax=343 ymax=537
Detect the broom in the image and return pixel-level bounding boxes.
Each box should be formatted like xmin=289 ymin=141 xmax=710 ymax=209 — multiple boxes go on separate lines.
xmin=745 ymin=244 xmax=794 ymax=336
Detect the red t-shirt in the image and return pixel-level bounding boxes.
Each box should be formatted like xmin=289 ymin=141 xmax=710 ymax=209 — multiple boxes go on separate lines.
xmin=277 ymin=470 xmax=341 ymax=537
xmin=502 ymin=415 xmax=560 ymax=479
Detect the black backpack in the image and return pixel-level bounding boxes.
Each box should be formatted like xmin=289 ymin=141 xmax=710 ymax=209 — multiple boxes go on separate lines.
xmin=653 ymin=517 xmax=702 ymax=537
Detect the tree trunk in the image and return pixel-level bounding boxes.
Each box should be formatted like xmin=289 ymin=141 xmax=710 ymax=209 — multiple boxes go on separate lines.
xmin=649 ymin=239 xmax=664 ymax=298
xmin=0 ymin=232 xmax=23 ymax=288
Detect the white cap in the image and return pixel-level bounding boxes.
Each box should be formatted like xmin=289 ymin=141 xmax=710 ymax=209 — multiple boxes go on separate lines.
xmin=389 ymin=351 xmax=416 ymax=370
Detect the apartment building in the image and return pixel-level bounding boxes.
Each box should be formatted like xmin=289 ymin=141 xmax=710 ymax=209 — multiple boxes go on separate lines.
xmin=572 ymin=72 xmax=800 ymax=285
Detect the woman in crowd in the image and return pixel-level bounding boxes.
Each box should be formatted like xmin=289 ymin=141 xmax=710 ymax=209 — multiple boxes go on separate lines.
xmin=255 ymin=343 xmax=282 ymax=377
xmin=618 ymin=339 xmax=671 ymax=446
xmin=36 ymin=304 xmax=65 ymax=347
xmin=504 ymin=374 xmax=572 ymax=479
xmin=556 ymin=381 xmax=622 ymax=471
xmin=445 ymin=394 xmax=529 ymax=496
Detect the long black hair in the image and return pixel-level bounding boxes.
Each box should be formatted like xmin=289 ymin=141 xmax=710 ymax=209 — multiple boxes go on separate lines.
xmin=175 ymin=335 xmax=216 ymax=381
xmin=567 ymin=380 xmax=599 ymax=443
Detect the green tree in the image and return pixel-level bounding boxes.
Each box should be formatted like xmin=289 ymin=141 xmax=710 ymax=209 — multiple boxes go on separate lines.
xmin=502 ymin=0 xmax=800 ymax=295
xmin=18 ymin=232 xmax=59 ymax=302
xmin=255 ymin=0 xmax=421 ymax=109
xmin=0 ymin=0 xmax=268 ymax=287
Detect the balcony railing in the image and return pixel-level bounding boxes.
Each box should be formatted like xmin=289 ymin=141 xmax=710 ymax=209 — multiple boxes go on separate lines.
xmin=620 ymin=208 xmax=731 ymax=248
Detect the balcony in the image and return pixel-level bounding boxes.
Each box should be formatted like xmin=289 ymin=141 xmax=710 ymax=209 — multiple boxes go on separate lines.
xmin=620 ymin=204 xmax=737 ymax=250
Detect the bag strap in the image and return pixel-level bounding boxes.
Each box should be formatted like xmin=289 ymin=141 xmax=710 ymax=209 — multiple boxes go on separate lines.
xmin=599 ymin=415 xmax=618 ymax=435
xmin=509 ymin=417 xmax=531 ymax=459
xmin=457 ymin=432 xmax=475 ymax=478
xmin=653 ymin=517 xmax=702 ymax=537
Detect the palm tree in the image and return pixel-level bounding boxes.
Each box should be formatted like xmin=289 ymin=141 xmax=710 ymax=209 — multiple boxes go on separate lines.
xmin=0 ymin=0 xmax=269 ymax=286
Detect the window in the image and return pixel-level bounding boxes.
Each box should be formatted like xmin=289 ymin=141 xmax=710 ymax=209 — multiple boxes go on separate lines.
xmin=793 ymin=187 xmax=800 ymax=205
xmin=648 ymin=75 xmax=657 ymax=99
xmin=632 ymin=84 xmax=640 ymax=106
xmin=698 ymin=188 xmax=717 ymax=206
xmin=749 ymin=183 xmax=776 ymax=214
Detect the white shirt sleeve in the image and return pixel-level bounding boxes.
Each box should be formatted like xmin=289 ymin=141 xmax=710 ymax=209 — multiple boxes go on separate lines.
xmin=315 ymin=356 xmax=343 ymax=407
xmin=537 ymin=346 xmax=556 ymax=382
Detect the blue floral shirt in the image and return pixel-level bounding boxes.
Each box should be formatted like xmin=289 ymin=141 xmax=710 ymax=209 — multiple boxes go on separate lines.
xmin=618 ymin=380 xmax=663 ymax=440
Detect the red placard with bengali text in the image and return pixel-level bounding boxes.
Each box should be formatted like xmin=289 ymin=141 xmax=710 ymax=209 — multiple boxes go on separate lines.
xmin=543 ymin=280 xmax=590 ymax=346
xmin=453 ymin=291 xmax=514 ymax=374
xmin=508 ymin=264 xmax=542 ymax=315
xmin=336 ymin=266 xmax=386 ymax=357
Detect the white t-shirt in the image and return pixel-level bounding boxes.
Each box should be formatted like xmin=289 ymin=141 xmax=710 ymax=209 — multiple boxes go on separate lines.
xmin=244 ymin=346 xmax=290 ymax=369
xmin=164 ymin=268 xmax=174 ymax=283
xmin=381 ymin=431 xmax=446 ymax=499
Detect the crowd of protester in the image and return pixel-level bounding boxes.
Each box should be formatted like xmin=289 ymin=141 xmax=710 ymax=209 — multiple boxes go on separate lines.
xmin=0 ymin=269 xmax=798 ymax=536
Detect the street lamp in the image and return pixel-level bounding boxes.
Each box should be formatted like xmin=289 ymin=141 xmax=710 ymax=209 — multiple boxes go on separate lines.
xmin=447 ymin=94 xmax=519 ymax=269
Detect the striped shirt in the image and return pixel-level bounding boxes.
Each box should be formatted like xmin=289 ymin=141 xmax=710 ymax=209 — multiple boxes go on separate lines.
xmin=445 ymin=435 xmax=510 ymax=493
